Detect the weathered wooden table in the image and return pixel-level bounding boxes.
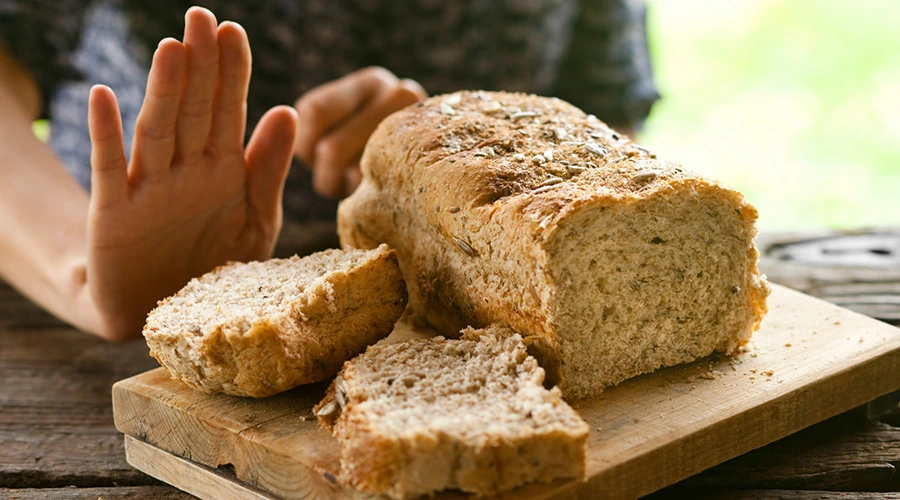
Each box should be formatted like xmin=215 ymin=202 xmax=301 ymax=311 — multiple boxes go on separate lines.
xmin=2 ymin=225 xmax=898 ymax=500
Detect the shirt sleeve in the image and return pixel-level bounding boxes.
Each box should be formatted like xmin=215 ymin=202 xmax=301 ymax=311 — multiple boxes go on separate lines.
xmin=551 ymin=0 xmax=660 ymax=131
xmin=0 ymin=0 xmax=90 ymax=118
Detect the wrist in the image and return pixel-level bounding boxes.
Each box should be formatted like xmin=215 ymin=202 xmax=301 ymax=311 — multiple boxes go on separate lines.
xmin=63 ymin=258 xmax=103 ymax=336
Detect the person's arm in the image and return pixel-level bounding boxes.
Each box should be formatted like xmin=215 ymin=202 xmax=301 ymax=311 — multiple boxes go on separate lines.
xmin=0 ymin=44 xmax=103 ymax=333
xmin=1 ymin=6 xmax=425 ymax=341
xmin=1 ymin=8 xmax=299 ymax=341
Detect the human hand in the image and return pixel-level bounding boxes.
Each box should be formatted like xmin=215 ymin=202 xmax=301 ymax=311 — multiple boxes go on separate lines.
xmin=294 ymin=67 xmax=426 ymax=199
xmin=86 ymin=7 xmax=297 ymax=340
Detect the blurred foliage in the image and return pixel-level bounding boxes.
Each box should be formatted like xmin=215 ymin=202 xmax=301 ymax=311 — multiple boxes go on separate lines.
xmin=32 ymin=119 xmax=49 ymax=142
xmin=643 ymin=0 xmax=900 ymax=230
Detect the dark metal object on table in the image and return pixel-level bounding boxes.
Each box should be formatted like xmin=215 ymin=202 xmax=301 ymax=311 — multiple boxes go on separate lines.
xmin=759 ymin=229 xmax=900 ymax=325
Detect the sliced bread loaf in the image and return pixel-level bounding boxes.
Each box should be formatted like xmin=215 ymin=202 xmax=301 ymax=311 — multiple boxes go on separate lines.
xmin=338 ymin=90 xmax=770 ymax=399
xmin=143 ymin=245 xmax=407 ymax=398
xmin=314 ymin=325 xmax=589 ymax=498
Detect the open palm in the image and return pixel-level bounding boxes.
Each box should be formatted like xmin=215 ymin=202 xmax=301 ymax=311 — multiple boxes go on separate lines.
xmin=86 ymin=8 xmax=297 ymax=340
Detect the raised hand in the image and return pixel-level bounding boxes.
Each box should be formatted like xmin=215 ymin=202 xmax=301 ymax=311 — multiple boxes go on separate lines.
xmin=86 ymin=7 xmax=298 ymax=340
xmin=294 ymin=67 xmax=426 ymax=199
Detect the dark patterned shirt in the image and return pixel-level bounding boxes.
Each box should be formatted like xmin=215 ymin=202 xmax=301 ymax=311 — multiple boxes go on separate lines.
xmin=0 ymin=0 xmax=658 ymax=222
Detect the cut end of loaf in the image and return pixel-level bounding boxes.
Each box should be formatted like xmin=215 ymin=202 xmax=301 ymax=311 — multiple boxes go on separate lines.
xmin=143 ymin=245 xmax=407 ymax=397
xmin=320 ymin=325 xmax=588 ymax=498
xmin=547 ymin=179 xmax=770 ymax=398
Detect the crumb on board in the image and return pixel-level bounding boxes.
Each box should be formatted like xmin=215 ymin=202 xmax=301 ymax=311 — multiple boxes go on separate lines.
xmin=737 ymin=343 xmax=761 ymax=359
xmin=784 ymin=342 xmax=792 ymax=347
xmin=834 ymin=319 xmax=842 ymax=325
xmin=859 ymin=337 xmax=865 ymax=343
xmin=761 ymin=369 xmax=774 ymax=377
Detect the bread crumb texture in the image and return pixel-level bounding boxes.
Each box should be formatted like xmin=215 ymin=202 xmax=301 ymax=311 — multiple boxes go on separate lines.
xmin=143 ymin=245 xmax=407 ymax=398
xmin=338 ymin=90 xmax=771 ymax=399
xmin=315 ymin=325 xmax=588 ymax=498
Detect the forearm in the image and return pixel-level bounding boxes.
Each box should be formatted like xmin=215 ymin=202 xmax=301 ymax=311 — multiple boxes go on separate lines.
xmin=0 ymin=77 xmax=100 ymax=334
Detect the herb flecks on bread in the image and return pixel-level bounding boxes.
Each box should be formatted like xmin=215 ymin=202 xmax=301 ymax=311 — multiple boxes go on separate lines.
xmin=315 ymin=326 xmax=589 ymax=498
xmin=338 ymin=90 xmax=770 ymax=399
xmin=143 ymin=245 xmax=407 ymax=398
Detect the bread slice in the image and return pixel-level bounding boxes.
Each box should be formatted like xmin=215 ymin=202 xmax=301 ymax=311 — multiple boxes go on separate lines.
xmin=338 ymin=91 xmax=770 ymax=399
xmin=143 ymin=245 xmax=407 ymax=398
xmin=314 ymin=325 xmax=589 ymax=498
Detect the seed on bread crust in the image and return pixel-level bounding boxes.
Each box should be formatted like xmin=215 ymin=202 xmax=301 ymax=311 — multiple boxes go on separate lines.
xmin=453 ymin=237 xmax=477 ymax=257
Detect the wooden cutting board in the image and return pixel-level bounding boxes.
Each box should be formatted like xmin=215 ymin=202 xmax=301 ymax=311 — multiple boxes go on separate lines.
xmin=112 ymin=284 xmax=900 ymax=500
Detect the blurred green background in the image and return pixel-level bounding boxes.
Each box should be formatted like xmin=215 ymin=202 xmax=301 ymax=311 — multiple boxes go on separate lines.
xmin=34 ymin=0 xmax=898 ymax=231
xmin=643 ymin=0 xmax=900 ymax=230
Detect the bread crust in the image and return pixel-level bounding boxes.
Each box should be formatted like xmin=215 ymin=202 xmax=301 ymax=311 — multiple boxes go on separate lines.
xmin=314 ymin=328 xmax=589 ymax=498
xmin=338 ymin=91 xmax=770 ymax=398
xmin=143 ymin=246 xmax=407 ymax=398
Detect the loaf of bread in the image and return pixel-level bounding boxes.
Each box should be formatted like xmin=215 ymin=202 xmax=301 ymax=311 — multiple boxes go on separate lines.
xmin=314 ymin=325 xmax=589 ymax=498
xmin=143 ymin=245 xmax=407 ymax=398
xmin=338 ymin=91 xmax=770 ymax=399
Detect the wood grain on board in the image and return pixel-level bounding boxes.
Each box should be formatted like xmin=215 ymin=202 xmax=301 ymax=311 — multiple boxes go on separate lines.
xmin=112 ymin=284 xmax=900 ymax=499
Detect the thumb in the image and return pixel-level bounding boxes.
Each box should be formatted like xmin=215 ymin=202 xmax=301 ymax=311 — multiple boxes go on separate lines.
xmin=245 ymin=105 xmax=299 ymax=226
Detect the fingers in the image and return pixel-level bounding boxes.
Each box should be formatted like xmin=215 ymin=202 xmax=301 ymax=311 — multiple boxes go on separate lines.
xmin=311 ymin=79 xmax=424 ymax=198
xmin=174 ymin=6 xmax=219 ymax=162
xmin=293 ymin=67 xmax=399 ymax=165
xmin=344 ymin=164 xmax=362 ymax=197
xmin=88 ymin=85 xmax=128 ymax=208
xmin=208 ymin=21 xmax=251 ymax=155
xmin=399 ymin=78 xmax=427 ymax=101
xmin=131 ymin=38 xmax=186 ymax=179
xmin=245 ymin=106 xmax=299 ymax=224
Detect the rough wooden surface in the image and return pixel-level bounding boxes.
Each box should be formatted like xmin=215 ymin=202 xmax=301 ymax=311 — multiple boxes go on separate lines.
xmin=0 ymin=321 xmax=160 ymax=489
xmin=0 ymin=486 xmax=193 ymax=499
xmin=124 ymin=437 xmax=281 ymax=500
xmin=112 ymin=285 xmax=900 ymax=499
xmin=1 ymin=227 xmax=898 ymax=499
xmin=757 ymin=229 xmax=900 ymax=325
xmin=651 ymin=491 xmax=900 ymax=499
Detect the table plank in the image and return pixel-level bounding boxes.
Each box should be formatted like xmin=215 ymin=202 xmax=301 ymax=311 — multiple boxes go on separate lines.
xmin=0 ymin=486 xmax=193 ymax=499
xmin=651 ymin=490 xmax=900 ymax=499
xmin=0 ymin=300 xmax=161 ymax=489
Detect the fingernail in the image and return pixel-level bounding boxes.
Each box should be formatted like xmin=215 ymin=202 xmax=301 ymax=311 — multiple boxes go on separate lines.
xmin=186 ymin=6 xmax=216 ymax=23
xmin=219 ymin=20 xmax=246 ymax=33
